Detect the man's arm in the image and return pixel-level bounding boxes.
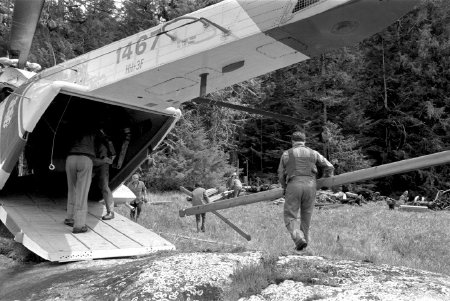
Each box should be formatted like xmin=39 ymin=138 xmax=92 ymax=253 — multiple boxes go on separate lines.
xmin=315 ymin=152 xmax=334 ymax=177
xmin=203 ymin=191 xmax=211 ymax=204
xmin=141 ymin=182 xmax=148 ymax=202
xmin=278 ymin=152 xmax=288 ymax=189
xmin=98 ymin=129 xmax=116 ymax=163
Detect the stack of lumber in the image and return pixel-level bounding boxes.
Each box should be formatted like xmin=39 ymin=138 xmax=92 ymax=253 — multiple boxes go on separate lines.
xmin=184 ymin=187 xmax=231 ymax=203
xmin=316 ymin=190 xmax=364 ymax=206
xmin=399 ymin=205 xmax=428 ymax=212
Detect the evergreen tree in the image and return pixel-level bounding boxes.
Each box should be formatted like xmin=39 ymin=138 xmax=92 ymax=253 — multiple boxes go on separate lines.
xmin=143 ymin=112 xmax=234 ymax=191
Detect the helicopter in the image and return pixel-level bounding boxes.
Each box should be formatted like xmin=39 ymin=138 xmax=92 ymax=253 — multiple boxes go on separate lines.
xmin=0 ymin=0 xmax=422 ymax=261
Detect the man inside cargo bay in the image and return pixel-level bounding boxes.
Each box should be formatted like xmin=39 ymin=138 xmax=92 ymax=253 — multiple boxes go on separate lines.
xmin=92 ymin=128 xmax=116 ymax=220
xmin=278 ymin=130 xmax=334 ymax=252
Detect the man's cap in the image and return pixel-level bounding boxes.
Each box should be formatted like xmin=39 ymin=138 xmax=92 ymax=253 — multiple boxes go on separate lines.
xmin=232 ymin=172 xmax=237 ymax=176
xmin=291 ymin=131 xmax=306 ymax=141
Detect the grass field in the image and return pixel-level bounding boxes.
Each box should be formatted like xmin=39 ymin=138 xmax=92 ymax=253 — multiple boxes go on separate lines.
xmin=116 ymin=192 xmax=450 ymax=276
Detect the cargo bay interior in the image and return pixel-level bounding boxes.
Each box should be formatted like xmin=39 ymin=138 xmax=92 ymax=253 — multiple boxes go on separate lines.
xmin=1 ymin=93 xmax=174 ymax=200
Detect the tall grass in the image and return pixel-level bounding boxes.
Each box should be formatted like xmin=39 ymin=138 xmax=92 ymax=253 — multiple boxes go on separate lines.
xmin=116 ymin=193 xmax=450 ymax=275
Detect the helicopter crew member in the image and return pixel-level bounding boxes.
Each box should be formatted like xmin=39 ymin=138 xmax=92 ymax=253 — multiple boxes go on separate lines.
xmin=278 ymin=131 xmax=334 ymax=251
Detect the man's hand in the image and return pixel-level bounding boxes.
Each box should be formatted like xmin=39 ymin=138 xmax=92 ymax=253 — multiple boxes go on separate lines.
xmin=93 ymin=157 xmax=113 ymax=165
xmin=104 ymin=157 xmax=114 ymax=165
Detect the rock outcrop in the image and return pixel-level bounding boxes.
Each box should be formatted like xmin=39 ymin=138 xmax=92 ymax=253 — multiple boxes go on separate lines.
xmin=242 ymin=255 xmax=450 ymax=301
xmin=0 ymin=252 xmax=449 ymax=301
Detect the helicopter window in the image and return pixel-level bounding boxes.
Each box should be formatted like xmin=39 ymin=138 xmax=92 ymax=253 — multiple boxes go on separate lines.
xmin=0 ymin=87 xmax=13 ymax=102
xmin=292 ymin=0 xmax=322 ymax=13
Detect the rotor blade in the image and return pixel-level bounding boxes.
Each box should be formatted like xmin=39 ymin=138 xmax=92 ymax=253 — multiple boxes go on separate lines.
xmin=9 ymin=0 xmax=45 ymax=69
xmin=180 ymin=150 xmax=450 ymax=216
xmin=193 ymin=97 xmax=304 ymax=125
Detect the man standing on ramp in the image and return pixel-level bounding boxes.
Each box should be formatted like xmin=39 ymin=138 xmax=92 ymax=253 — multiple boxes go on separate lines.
xmin=278 ymin=131 xmax=334 ymax=251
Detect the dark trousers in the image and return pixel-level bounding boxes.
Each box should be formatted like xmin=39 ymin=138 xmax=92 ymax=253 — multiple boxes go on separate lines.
xmin=93 ymin=164 xmax=114 ymax=213
xmin=195 ymin=213 xmax=206 ymax=232
xmin=284 ymin=178 xmax=316 ymax=246
xmin=130 ymin=200 xmax=143 ymax=220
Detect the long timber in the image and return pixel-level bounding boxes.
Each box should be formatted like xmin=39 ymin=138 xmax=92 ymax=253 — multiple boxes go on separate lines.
xmin=180 ymin=150 xmax=450 ymax=216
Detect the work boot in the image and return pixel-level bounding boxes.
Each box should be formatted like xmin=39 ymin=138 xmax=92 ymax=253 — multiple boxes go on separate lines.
xmin=295 ymin=240 xmax=308 ymax=251
xmin=72 ymin=225 xmax=88 ymax=234
xmin=102 ymin=212 xmax=115 ymax=220
xmin=201 ymin=225 xmax=205 ymax=232
xmin=64 ymin=219 xmax=74 ymax=227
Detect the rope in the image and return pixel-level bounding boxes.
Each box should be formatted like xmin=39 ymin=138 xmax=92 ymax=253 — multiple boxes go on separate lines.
xmin=49 ymin=97 xmax=71 ymax=170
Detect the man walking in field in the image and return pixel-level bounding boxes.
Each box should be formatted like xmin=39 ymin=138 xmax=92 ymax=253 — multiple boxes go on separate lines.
xmin=191 ymin=183 xmax=211 ymax=232
xmin=278 ymin=131 xmax=334 ymax=251
xmin=228 ymin=172 xmax=243 ymax=198
xmin=126 ymin=173 xmax=147 ymax=222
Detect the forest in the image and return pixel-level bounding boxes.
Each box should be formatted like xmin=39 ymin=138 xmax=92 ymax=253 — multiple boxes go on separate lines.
xmin=1 ymin=0 xmax=449 ymax=199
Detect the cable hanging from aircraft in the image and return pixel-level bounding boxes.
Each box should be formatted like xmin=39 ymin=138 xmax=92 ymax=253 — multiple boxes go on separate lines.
xmin=48 ymin=97 xmax=72 ymax=171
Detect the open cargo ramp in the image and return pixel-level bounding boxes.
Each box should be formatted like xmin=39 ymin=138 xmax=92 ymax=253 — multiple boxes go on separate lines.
xmin=0 ymin=194 xmax=175 ymax=262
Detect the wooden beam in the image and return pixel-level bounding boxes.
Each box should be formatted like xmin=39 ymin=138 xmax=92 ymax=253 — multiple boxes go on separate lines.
xmin=399 ymin=205 xmax=428 ymax=212
xmin=316 ymin=150 xmax=450 ymax=188
xmin=211 ymin=211 xmax=251 ymax=241
xmin=180 ymin=186 xmax=193 ymax=197
xmin=180 ymin=189 xmax=282 ymax=217
xmin=179 ymin=150 xmax=450 ymax=216
xmin=180 ymin=186 xmax=251 ymax=240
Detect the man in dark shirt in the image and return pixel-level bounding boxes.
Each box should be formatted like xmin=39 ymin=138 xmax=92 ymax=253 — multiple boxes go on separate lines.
xmin=64 ymin=125 xmax=96 ymax=234
xmin=191 ymin=183 xmax=210 ymax=232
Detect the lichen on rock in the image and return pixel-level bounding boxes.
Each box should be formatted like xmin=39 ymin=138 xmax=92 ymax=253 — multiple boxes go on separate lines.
xmin=1 ymin=252 xmax=449 ymax=301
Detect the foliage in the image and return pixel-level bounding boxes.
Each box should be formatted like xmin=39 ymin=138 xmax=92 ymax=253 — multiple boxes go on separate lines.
xmin=143 ymin=113 xmax=234 ymax=191
xmin=326 ymin=121 xmax=371 ymax=175
xmin=225 ymin=256 xmax=333 ymax=300
xmin=2 ymin=0 xmax=450 ymax=197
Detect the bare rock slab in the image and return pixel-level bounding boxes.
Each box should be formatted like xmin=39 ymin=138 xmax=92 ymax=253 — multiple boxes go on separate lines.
xmin=1 ymin=252 xmax=449 ymax=301
xmin=241 ymin=255 xmax=450 ymax=301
